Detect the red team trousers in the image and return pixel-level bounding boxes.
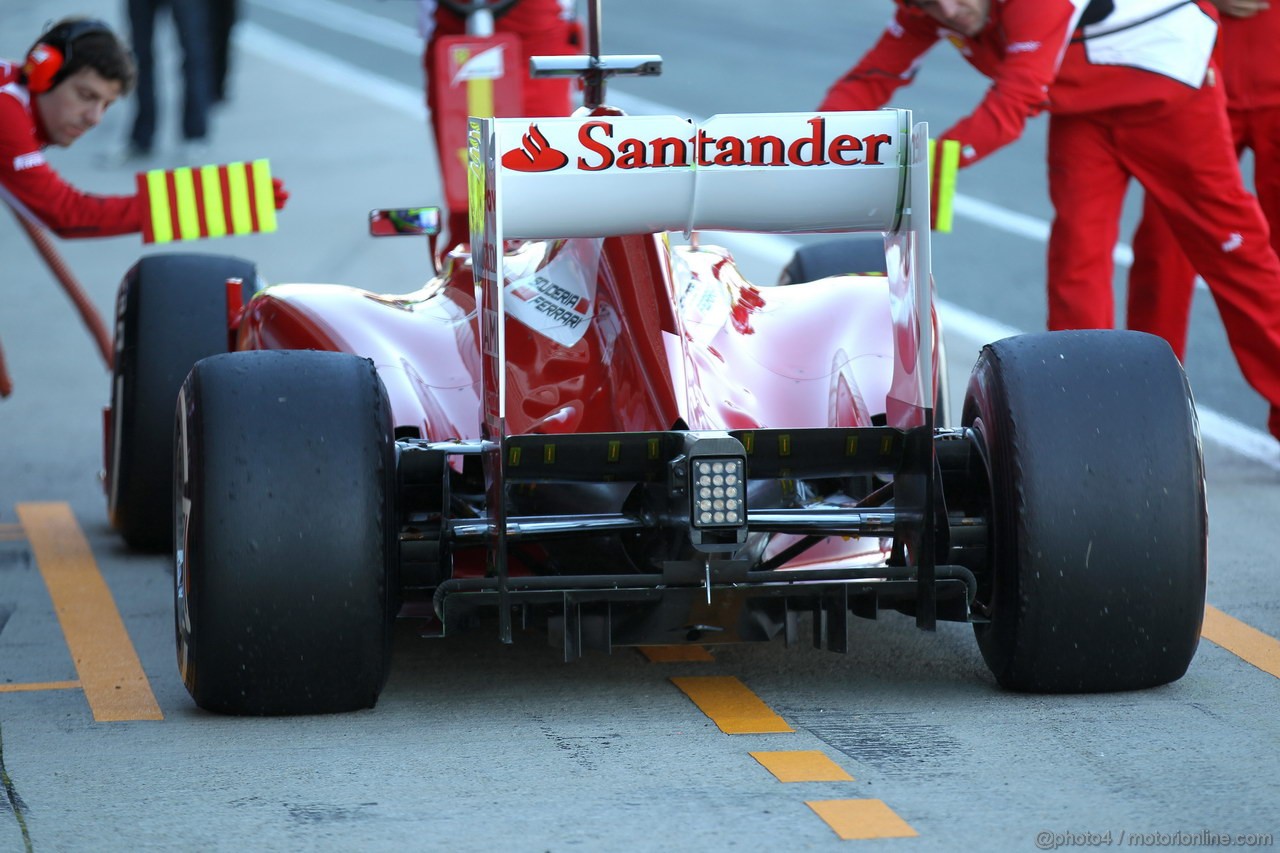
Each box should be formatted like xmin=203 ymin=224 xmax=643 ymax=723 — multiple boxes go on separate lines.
xmin=1127 ymin=102 xmax=1280 ymax=360
xmin=1126 ymin=6 xmax=1280 ymax=362
xmin=1047 ymin=78 xmax=1280 ymax=412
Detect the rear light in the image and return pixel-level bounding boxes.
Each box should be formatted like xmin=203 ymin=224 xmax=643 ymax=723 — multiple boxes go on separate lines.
xmin=672 ymin=433 xmax=748 ymax=552
xmin=692 ymin=457 xmax=744 ymax=527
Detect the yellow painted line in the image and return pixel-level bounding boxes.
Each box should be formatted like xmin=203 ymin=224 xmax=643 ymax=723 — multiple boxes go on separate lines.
xmin=0 ymin=523 xmax=24 ymax=541
xmin=639 ymin=645 xmax=715 ymax=663
xmin=806 ymin=799 xmax=918 ymax=840
xmin=670 ymin=675 xmax=793 ymax=734
xmin=0 ymin=681 xmax=81 ymax=693
xmin=751 ymin=750 xmax=854 ymax=783
xmin=1202 ymin=604 xmax=1280 ymax=678
xmin=17 ymin=503 xmax=163 ymax=722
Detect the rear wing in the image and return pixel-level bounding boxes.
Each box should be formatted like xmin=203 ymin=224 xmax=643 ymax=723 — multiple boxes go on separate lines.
xmin=468 ymin=109 xmax=935 ymax=435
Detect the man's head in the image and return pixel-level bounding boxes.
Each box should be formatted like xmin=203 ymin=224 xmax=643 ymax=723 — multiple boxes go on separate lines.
xmin=902 ymin=0 xmax=993 ymax=38
xmin=23 ymin=18 xmax=136 ymax=147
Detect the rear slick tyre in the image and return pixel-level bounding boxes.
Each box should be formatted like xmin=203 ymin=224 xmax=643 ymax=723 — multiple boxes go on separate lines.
xmin=175 ymin=350 xmax=397 ymax=715
xmin=962 ymin=330 xmax=1206 ymax=693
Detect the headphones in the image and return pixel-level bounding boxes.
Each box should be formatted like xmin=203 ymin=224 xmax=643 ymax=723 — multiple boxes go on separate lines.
xmin=23 ymin=19 xmax=113 ymax=94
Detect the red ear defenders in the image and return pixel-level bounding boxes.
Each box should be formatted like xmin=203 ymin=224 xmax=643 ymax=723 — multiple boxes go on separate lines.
xmin=23 ymin=19 xmax=112 ymax=94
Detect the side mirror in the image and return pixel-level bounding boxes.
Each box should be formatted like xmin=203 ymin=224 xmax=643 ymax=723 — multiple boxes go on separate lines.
xmin=369 ymin=206 xmax=442 ymax=237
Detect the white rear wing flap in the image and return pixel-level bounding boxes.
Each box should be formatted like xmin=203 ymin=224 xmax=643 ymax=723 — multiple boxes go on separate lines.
xmin=481 ymin=111 xmax=911 ymax=239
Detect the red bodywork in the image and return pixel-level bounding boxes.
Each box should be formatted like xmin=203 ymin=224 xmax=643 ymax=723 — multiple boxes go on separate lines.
xmin=240 ymin=237 xmax=894 ymax=438
xmin=237 ymin=233 xmax=898 ymax=572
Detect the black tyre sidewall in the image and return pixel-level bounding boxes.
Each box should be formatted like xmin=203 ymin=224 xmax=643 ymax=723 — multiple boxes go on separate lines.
xmin=963 ymin=330 xmax=1206 ymax=693
xmin=110 ymin=253 xmax=256 ymax=550
xmin=176 ymin=350 xmax=396 ymax=715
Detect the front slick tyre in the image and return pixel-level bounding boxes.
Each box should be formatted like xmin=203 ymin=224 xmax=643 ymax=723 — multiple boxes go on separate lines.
xmin=963 ymin=330 xmax=1206 ymax=693
xmin=175 ymin=350 xmax=397 ymax=715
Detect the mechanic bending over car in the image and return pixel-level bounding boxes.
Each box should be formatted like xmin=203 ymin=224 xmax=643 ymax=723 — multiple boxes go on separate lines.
xmin=1127 ymin=0 xmax=1280 ymax=362
xmin=821 ymin=0 xmax=1280 ymax=443
xmin=0 ymin=17 xmax=287 ymax=239
xmin=419 ymin=0 xmax=580 ymax=245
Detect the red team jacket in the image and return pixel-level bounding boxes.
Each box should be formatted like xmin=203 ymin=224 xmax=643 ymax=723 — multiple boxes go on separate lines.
xmin=820 ymin=0 xmax=1221 ymax=168
xmin=0 ymin=59 xmax=141 ymax=237
xmin=1218 ymin=5 xmax=1280 ymax=111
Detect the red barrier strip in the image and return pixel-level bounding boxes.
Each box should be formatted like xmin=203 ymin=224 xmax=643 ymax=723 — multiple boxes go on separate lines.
xmin=246 ymin=160 xmax=261 ymax=234
xmin=135 ymin=171 xmax=155 ymax=244
xmin=192 ymin=167 xmax=210 ymax=239
xmin=219 ymin=164 xmax=235 ymax=234
xmin=164 ymin=169 xmax=183 ymax=240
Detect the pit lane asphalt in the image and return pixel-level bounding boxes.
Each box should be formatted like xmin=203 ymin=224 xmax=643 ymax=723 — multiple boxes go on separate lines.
xmin=1 ymin=1 xmax=1277 ymax=850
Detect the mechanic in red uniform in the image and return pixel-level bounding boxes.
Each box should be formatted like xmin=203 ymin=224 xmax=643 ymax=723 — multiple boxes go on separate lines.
xmin=1127 ymin=0 xmax=1280 ymax=363
xmin=0 ymin=19 xmax=143 ymax=237
xmin=822 ymin=0 xmax=1083 ymax=183
xmin=0 ymin=17 xmax=287 ymax=239
xmin=821 ymin=0 xmax=1280 ymax=442
xmin=419 ymin=0 xmax=579 ymax=244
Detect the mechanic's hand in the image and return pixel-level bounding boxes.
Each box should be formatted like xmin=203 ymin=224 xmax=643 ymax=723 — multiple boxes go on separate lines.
xmin=1212 ymin=0 xmax=1269 ymax=17
xmin=272 ymin=177 xmax=290 ymax=211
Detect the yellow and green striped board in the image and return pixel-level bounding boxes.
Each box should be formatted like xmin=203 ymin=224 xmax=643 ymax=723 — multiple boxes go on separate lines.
xmin=137 ymin=159 xmax=276 ymax=244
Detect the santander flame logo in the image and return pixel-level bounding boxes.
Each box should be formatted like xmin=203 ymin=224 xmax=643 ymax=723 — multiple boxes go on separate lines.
xmin=501 ymin=124 xmax=569 ymax=173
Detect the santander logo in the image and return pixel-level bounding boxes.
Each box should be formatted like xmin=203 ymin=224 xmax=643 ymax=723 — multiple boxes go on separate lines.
xmin=501 ymin=125 xmax=569 ymax=172
xmin=500 ymin=118 xmax=893 ymax=173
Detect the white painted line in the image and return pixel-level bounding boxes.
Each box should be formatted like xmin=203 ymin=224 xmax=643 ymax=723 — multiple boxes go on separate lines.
xmin=236 ymin=15 xmax=1278 ymax=470
xmin=251 ymin=0 xmax=424 ymax=53
xmin=953 ymin=194 xmax=1136 ymax=268
xmin=237 ymin=24 xmax=425 ymax=118
xmin=1196 ymin=408 xmax=1280 ymax=467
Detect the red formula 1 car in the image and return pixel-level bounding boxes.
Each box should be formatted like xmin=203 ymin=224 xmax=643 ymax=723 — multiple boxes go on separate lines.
xmin=102 ymin=11 xmax=1206 ymax=715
